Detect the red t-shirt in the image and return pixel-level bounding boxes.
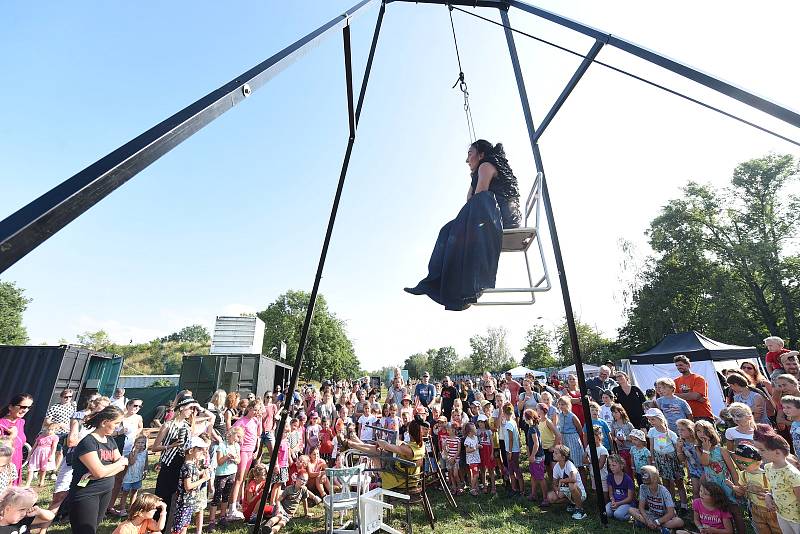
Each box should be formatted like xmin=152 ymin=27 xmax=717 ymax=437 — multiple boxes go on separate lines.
xmin=319 ymin=428 xmax=334 ymax=455
xmin=506 ymin=380 xmax=522 ymax=405
xmin=674 ymin=373 xmax=713 ymax=419
xmin=766 ymin=349 xmax=790 ymax=372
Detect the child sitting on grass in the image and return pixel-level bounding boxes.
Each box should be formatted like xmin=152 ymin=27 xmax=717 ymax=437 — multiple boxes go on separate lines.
xmin=264 ymin=472 xmax=322 ymax=534
xmin=676 ymin=479 xmax=733 ymax=534
xmin=112 ymin=493 xmax=167 ymax=534
xmin=546 ymin=444 xmax=587 ymax=521
xmin=605 ymin=454 xmax=634 ymax=521
xmin=629 ymin=464 xmax=684 ymax=533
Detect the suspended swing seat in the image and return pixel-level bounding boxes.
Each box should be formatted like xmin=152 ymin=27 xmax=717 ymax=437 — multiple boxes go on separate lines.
xmin=475 ymin=171 xmax=552 ymax=306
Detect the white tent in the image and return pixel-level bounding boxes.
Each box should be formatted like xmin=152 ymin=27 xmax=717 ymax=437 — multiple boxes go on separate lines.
xmin=628 ymin=331 xmax=760 ymax=417
xmin=505 ymin=365 xmax=546 ymax=379
xmin=557 ymin=363 xmax=600 ymax=378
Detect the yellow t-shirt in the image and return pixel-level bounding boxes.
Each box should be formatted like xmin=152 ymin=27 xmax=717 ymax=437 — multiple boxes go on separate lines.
xmin=381 ymin=440 xmax=425 ymax=491
xmin=739 ymin=467 xmax=769 ymax=508
xmin=538 ymin=420 xmax=555 ymax=450
xmin=765 ymin=462 xmax=800 ymax=522
xmin=488 ymin=417 xmax=500 ymax=448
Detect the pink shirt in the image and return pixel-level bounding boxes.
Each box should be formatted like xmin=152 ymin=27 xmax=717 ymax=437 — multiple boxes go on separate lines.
xmin=262 ymin=403 xmax=277 ymax=432
xmin=233 ymin=415 xmax=261 ymax=452
xmin=692 ymin=498 xmax=732 ymax=530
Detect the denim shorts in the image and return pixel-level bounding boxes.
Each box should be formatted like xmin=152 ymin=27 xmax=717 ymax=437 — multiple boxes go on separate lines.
xmin=122 ymin=480 xmax=142 ymax=491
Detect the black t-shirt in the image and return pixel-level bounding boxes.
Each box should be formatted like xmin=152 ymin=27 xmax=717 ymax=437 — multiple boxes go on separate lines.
xmin=440 ymin=386 xmax=459 ymax=417
xmin=0 ymin=516 xmax=35 ymax=534
xmin=70 ymin=433 xmax=117 ymax=498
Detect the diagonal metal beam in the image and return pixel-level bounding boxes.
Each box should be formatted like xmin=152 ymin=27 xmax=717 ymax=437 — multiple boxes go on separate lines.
xmin=532 ymin=39 xmax=604 ymax=144
xmin=507 ymin=0 xmax=800 ymax=129
xmin=0 ymin=0 xmax=377 ymax=274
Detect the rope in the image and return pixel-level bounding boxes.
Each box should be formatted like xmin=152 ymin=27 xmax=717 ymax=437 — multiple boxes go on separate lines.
xmin=448 ymin=5 xmax=800 ymax=148
xmin=448 ymin=5 xmax=477 ymax=142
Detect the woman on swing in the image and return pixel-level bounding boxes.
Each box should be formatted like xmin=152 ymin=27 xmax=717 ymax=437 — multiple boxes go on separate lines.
xmin=405 ymin=139 xmax=521 ymax=310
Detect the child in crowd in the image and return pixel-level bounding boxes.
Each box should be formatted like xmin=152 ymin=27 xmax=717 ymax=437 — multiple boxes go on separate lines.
xmin=695 ymin=420 xmax=744 ymax=534
xmin=209 ymin=427 xmax=241 ymax=529
xmin=781 ymin=395 xmax=800 ymax=454
xmin=243 ymin=463 xmax=268 ymax=522
xmin=0 ymin=446 xmax=16 ymax=495
xmin=546 ymin=444 xmax=587 ymax=521
xmin=629 ymin=429 xmax=652 ymax=486
xmin=729 ymin=442 xmax=781 ymax=534
xmin=642 ymin=389 xmax=658 ymax=413
xmin=25 ymin=423 xmax=58 ymax=487
xmin=444 ymin=423 xmax=462 ymax=494
xmin=605 ymin=454 xmax=635 ymax=522
xmin=173 ymin=436 xmax=212 ymax=534
xmin=463 ymin=423 xmax=481 ymax=496
xmin=675 ymin=419 xmax=702 ymax=499
xmin=0 ymin=486 xmax=55 ymax=533
xmin=758 ymin=427 xmax=800 ymax=533
xmin=725 ymin=402 xmax=756 ymax=450
xmin=112 ymin=493 xmax=167 ymax=534
xmin=305 ymin=413 xmax=321 ymax=454
xmin=306 ymin=447 xmax=330 ymax=497
xmin=116 ymin=434 xmax=148 ymax=515
xmin=610 ymin=404 xmax=634 ymax=476
xmin=676 ymin=479 xmax=733 ymax=534
xmin=318 ymin=417 xmax=334 ymax=463
xmin=476 ymin=414 xmax=496 ymax=494
xmin=536 ymin=403 xmax=559 ymax=488
xmin=629 ymin=465 xmax=684 ymax=533
xmin=654 ymin=378 xmax=692 ymax=433
xmin=503 ymin=404 xmax=524 ymax=496
xmin=263 ymin=472 xmax=322 ymax=534
xmin=585 ymin=425 xmax=608 ymax=494
xmin=358 ymin=405 xmax=377 ymax=443
xmin=645 ymin=408 xmax=688 ymax=514
xmin=599 ymin=391 xmax=615 ymax=426
xmin=525 ymin=409 xmax=547 ymax=505
xmin=556 ymin=396 xmax=586 ymax=488
xmin=588 ymin=402 xmax=611 ymax=451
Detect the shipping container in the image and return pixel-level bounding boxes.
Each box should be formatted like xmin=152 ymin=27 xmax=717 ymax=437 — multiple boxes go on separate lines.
xmin=210 ymin=316 xmax=265 ymax=355
xmin=118 ymin=375 xmax=179 ymax=389
xmin=178 ymin=354 xmax=292 ymax=402
xmin=123 ymin=386 xmax=179 ymax=425
xmin=0 ymin=345 xmax=123 ymax=444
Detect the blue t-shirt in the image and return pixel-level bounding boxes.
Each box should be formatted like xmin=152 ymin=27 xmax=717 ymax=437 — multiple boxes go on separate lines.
xmin=414 ymin=383 xmax=436 ymax=406
xmin=791 ymin=422 xmax=800 ymax=458
xmin=504 ymin=420 xmax=521 ymax=453
xmin=588 ymin=418 xmax=612 ymax=450
xmin=656 ymin=396 xmax=693 ymax=432
xmin=607 ymin=472 xmax=635 ymax=503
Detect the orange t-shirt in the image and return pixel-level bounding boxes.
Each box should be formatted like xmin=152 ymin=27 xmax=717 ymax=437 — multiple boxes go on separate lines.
xmin=112 ymin=519 xmax=159 ymax=534
xmin=674 ymin=373 xmax=713 ymax=419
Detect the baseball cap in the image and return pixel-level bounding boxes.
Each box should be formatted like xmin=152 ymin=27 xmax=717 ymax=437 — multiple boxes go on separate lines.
xmin=471 ymin=401 xmax=481 ymax=408
xmin=477 ymin=414 xmax=488 ymax=422
xmin=629 ymin=429 xmax=646 ymax=442
xmin=734 ymin=443 xmax=762 ymax=460
xmin=644 ymin=408 xmax=663 ymax=418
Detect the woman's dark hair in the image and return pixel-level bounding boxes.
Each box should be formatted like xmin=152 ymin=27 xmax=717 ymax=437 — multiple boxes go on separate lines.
xmin=470 ymin=139 xmax=506 ymax=160
xmin=408 ymin=419 xmax=423 ymax=447
xmin=84 ymin=405 xmax=124 ymax=429
xmin=700 ymin=479 xmax=729 ymax=512
xmin=726 ymin=373 xmax=749 ymax=388
xmin=0 ymin=394 xmax=33 ymax=419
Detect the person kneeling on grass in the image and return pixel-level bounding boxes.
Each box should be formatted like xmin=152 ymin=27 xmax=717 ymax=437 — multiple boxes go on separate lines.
xmin=629 ymin=465 xmax=684 ymax=534
xmin=264 ymin=472 xmax=322 ymax=534
xmin=546 ymin=444 xmax=587 ymax=521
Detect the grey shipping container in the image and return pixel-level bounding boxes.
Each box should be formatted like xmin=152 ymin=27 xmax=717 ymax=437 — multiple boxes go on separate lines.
xmin=0 ymin=345 xmax=123 ymax=445
xmin=179 ymin=354 xmax=292 ymax=403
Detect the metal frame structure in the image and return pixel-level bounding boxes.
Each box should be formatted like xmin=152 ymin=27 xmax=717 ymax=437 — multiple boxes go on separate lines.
xmin=2 ymin=0 xmax=799 ymax=529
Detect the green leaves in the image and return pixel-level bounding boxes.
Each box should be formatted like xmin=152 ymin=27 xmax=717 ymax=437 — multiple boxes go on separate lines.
xmin=0 ymin=281 xmax=30 ymax=345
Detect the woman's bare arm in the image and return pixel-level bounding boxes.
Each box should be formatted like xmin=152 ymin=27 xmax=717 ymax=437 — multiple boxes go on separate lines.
xmin=473 ymin=163 xmax=496 ymax=193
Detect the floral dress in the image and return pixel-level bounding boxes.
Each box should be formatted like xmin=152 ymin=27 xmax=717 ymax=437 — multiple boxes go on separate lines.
xmin=172 ymin=461 xmax=202 ymax=533
xmin=704 ymin=445 xmax=737 ymax=503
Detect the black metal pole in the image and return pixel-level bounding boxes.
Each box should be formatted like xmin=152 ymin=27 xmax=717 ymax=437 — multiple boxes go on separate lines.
xmin=251 ymin=4 xmax=386 ymax=532
xmin=500 ymin=7 xmax=607 ymax=524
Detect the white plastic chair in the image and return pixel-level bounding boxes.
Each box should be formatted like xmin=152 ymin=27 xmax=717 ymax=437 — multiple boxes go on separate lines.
xmin=476 ymin=171 xmax=552 ymax=305
xmin=324 ymin=465 xmax=367 ymax=534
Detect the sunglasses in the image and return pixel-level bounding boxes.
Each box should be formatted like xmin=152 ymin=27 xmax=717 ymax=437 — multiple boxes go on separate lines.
xmin=132 ymin=404 xmax=142 ymax=409
xmin=15 ymin=404 xmax=32 ymax=410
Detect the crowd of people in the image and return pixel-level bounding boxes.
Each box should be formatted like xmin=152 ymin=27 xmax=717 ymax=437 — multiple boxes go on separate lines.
xmin=2 ymin=335 xmax=800 ymax=533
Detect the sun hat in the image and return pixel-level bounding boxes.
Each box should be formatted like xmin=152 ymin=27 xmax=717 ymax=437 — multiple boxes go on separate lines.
xmin=176 ymin=397 xmax=197 ymax=410
xmin=644 ymin=408 xmax=664 ymax=418
xmin=477 ymin=414 xmax=488 ymax=422
xmin=629 ymin=429 xmax=646 ymax=442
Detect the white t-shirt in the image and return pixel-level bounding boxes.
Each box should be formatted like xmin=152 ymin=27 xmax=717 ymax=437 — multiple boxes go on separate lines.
xmin=464 ymin=436 xmax=481 ymax=465
xmin=599 ymin=405 xmax=614 ymax=426
xmin=724 ymin=427 xmax=754 ymax=446
xmin=586 ymin=444 xmax=609 ymax=492
xmin=358 ymin=415 xmax=377 ymax=441
xmin=553 ymin=460 xmax=585 ymax=494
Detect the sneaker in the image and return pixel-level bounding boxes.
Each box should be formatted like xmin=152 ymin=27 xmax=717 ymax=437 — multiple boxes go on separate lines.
xmin=571 ymin=510 xmax=587 ymax=520
xmin=228 ymin=510 xmax=245 ymax=520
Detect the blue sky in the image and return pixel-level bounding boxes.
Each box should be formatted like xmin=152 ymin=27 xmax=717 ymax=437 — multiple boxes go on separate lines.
xmin=2 ymin=1 xmax=799 ymax=371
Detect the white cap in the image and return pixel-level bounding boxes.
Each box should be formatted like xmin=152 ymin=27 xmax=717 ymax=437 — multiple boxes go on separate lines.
xmin=644 ymin=408 xmax=663 ymax=418
xmin=477 ymin=414 xmax=488 ymax=422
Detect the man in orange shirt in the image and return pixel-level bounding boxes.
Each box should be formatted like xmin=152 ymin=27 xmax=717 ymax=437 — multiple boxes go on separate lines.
xmin=673 ymin=354 xmax=714 ymax=422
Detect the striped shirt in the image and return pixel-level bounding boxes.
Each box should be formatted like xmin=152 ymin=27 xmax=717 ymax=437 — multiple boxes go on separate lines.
xmin=158 ymin=420 xmax=190 ymax=466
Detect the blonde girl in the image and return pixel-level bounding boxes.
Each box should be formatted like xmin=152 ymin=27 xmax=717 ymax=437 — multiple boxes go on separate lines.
xmin=25 ymin=422 xmax=59 ymax=487
xmin=695 ymin=420 xmax=745 ymax=534
xmin=645 ymin=408 xmax=687 ymax=513
xmin=536 ymin=402 xmax=560 ymax=484
xmin=675 ymin=419 xmax=702 ymax=498
xmin=112 ymin=493 xmax=167 ymax=534
xmin=0 ymin=486 xmax=55 ymax=532
xmin=556 ymin=396 xmax=586 ymax=487
xmin=610 ymin=404 xmax=633 ymax=474
xmin=725 ymin=402 xmax=755 ymax=450
xmin=539 ymin=391 xmax=558 ymax=421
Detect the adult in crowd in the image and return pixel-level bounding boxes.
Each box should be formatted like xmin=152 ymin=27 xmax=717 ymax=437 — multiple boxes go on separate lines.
xmin=208 ymin=389 xmax=228 ymax=440
xmin=50 ymin=396 xmax=110 ymax=515
xmin=68 ymin=406 xmax=128 ymax=534
xmin=479 ymin=371 xmax=496 ymax=391
xmin=110 ymin=389 xmax=128 ymax=411
xmin=224 ymin=392 xmax=240 ymax=430
xmin=738 ymin=360 xmax=773 ymax=397
xmin=151 ymin=396 xmax=197 ymax=526
xmin=774 ymin=374 xmax=800 ymax=435
xmin=764 ymin=335 xmax=790 ymax=378
xmin=497 ymin=379 xmax=512 ymax=406
xmin=107 ymin=399 xmax=144 ymax=516
xmin=316 ymin=387 xmax=336 ymax=424
xmin=725 ymin=373 xmax=769 ymax=424
xmin=562 ymin=374 xmax=585 ymax=426
xmin=504 ymin=371 xmax=522 ymax=406
xmin=586 ymin=365 xmax=618 ymax=403
xmin=461 ymin=378 xmax=476 ymax=404
xmin=482 ymin=380 xmax=500 ymax=409
xmin=0 ymin=393 xmax=33 ymax=485
xmin=440 ymin=377 xmax=459 ymax=419
xmin=150 ymin=401 xmax=173 ymax=427
xmin=672 ymin=355 xmax=714 ymax=422
xmin=612 ymin=372 xmax=646 ymax=429
xmin=45 ymin=389 xmax=77 ymax=471
xmin=387 ymin=376 xmax=407 ymax=407
xmin=779 ymin=351 xmax=800 ymax=380
xmin=414 ymin=372 xmax=436 ymax=408
xmin=517 ymin=379 xmax=541 ymax=438
xmin=262 ymin=391 xmax=278 ymax=454
xmin=229 ymin=399 xmax=263 ymax=519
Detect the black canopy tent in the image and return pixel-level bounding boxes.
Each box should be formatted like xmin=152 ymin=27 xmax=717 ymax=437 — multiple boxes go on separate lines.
xmin=630 ymin=331 xmax=758 ymax=365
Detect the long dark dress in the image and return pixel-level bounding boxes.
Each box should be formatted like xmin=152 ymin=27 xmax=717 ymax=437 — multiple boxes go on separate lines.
xmin=613 ymin=384 xmax=646 ymax=429
xmin=406 ymin=154 xmax=521 ymax=310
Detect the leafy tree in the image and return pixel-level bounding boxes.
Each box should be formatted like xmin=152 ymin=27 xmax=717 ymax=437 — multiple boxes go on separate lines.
xmin=77 ymin=330 xmax=111 ymax=351
xmin=429 ymin=346 xmax=458 ymax=379
xmin=469 ymin=326 xmax=516 ymax=374
xmin=257 ymin=290 xmax=360 ymax=381
xmin=149 ymin=378 xmax=176 ymax=387
xmin=555 ymin=320 xmax=614 ymax=366
xmin=161 ymin=324 xmax=210 ymax=343
xmin=521 ymin=325 xmax=555 ymax=369
xmin=0 ymin=281 xmax=30 ymax=345
xmin=403 ymin=352 xmax=429 ymax=379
